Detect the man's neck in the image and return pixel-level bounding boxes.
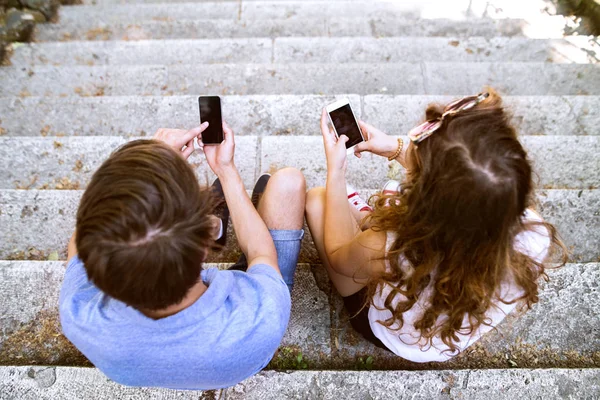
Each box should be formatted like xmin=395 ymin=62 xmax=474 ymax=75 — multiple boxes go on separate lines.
xmin=140 ymin=280 xmax=208 ymax=320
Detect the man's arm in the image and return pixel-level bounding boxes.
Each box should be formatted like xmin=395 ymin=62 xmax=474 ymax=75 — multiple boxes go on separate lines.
xmin=67 ymin=231 xmax=77 ymax=264
xmin=202 ymin=122 xmax=279 ymax=273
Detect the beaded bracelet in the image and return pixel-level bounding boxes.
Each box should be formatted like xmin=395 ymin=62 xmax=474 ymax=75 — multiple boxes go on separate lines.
xmin=387 ymin=138 xmax=404 ymax=161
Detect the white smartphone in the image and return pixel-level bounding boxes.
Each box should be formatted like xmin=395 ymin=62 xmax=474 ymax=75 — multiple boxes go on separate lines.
xmin=325 ymin=98 xmax=365 ymax=153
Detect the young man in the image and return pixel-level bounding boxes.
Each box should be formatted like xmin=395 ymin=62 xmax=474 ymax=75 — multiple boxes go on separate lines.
xmin=59 ymin=121 xmax=306 ymax=390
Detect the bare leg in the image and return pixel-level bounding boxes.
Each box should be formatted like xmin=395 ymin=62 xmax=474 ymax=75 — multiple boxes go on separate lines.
xmin=252 ymin=168 xmax=306 ymax=291
xmin=305 ymin=187 xmax=367 ymax=297
xmin=257 ymin=168 xmax=306 ymax=230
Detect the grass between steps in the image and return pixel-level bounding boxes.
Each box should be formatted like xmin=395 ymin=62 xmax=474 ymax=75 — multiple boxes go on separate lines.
xmin=2 ymin=305 xmax=598 ymax=370
xmin=1 ymin=262 xmax=598 ymax=371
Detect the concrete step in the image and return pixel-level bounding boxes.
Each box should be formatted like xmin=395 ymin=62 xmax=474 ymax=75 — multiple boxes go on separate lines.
xmin=1 ymin=95 xmax=597 ymax=137
xmin=1 ymin=261 xmax=598 ymax=369
xmin=12 ymin=37 xmax=594 ymax=66
xmin=1 ymin=368 xmax=599 ymax=400
xmin=2 ymin=367 xmax=599 ymax=400
xmin=0 ymin=262 xmax=330 ymax=366
xmin=83 ymin=0 xmax=361 ymax=3
xmin=1 ymin=136 xmax=598 ymax=191
xmin=2 ymin=63 xmax=599 ymax=97
xmin=0 ymin=136 xmax=258 ymax=190
xmin=0 ymin=189 xmax=598 ymax=263
xmin=13 ymin=39 xmax=273 ymax=66
xmin=35 ymin=17 xmax=543 ymax=42
xmin=52 ymin=1 xmax=566 ymax=22
xmin=56 ymin=3 xmax=240 ymax=23
xmin=260 ymin=136 xmax=599 ymax=190
xmin=225 ymin=369 xmax=600 ymax=399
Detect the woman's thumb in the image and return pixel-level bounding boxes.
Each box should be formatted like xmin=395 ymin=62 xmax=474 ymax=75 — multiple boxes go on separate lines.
xmin=338 ymin=135 xmax=349 ymax=148
xmin=353 ymin=141 xmax=368 ymax=154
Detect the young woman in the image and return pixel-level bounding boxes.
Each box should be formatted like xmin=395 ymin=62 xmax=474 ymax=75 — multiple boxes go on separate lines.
xmin=305 ymin=90 xmax=568 ymax=362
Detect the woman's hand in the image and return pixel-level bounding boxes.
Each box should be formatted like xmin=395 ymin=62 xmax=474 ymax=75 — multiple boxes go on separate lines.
xmin=201 ymin=121 xmax=236 ymax=177
xmin=153 ymin=123 xmax=208 ymax=159
xmin=321 ymin=108 xmax=348 ymax=173
xmin=353 ymin=121 xmax=398 ymax=159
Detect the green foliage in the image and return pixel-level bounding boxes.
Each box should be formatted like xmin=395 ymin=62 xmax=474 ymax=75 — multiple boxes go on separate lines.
xmin=355 ymin=355 xmax=375 ymax=370
xmin=268 ymin=346 xmax=308 ymax=370
xmin=554 ymin=0 xmax=600 ymax=35
xmin=295 ymin=353 xmax=308 ymax=369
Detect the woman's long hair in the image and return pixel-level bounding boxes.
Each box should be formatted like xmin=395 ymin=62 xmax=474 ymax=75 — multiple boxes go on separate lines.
xmin=366 ymin=89 xmax=568 ymax=353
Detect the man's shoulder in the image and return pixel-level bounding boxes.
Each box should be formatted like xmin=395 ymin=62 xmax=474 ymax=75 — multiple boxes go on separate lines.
xmin=60 ymin=255 xmax=98 ymax=303
xmin=203 ymin=265 xmax=291 ymax=323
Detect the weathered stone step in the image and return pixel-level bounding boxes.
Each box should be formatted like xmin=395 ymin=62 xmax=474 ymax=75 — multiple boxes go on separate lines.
xmin=53 ymin=1 xmax=566 ymax=22
xmin=1 ymin=261 xmax=598 ymax=370
xmin=0 ymin=261 xmax=330 ymax=366
xmin=228 ymin=368 xmax=600 ymax=399
xmin=272 ymin=37 xmax=593 ymax=64
xmin=12 ymin=37 xmax=593 ymax=66
xmin=1 ymin=367 xmax=599 ymax=399
xmin=35 ymin=17 xmax=541 ymax=42
xmin=0 ymin=136 xmax=256 ymax=190
xmin=261 ymin=136 xmax=599 ymax=190
xmin=2 ymin=63 xmax=598 ymax=97
xmin=57 ymin=3 xmax=240 ymax=23
xmin=1 ymin=136 xmax=598 ymax=191
xmin=0 ymin=189 xmax=598 ymax=263
xmin=82 ymin=0 xmax=354 ymax=3
xmin=1 ymin=95 xmax=597 ymax=137
xmin=14 ymin=39 xmax=273 ymax=66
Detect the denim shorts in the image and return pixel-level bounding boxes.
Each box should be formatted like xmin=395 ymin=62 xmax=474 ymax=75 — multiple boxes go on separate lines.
xmin=229 ymin=229 xmax=305 ymax=293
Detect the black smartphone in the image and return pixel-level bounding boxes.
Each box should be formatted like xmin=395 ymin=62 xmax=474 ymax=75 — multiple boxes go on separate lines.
xmin=198 ymin=96 xmax=224 ymax=145
xmin=326 ymin=98 xmax=365 ymax=150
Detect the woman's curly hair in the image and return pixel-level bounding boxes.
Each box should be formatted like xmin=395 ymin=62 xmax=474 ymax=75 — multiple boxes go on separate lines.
xmin=365 ymin=88 xmax=568 ymax=354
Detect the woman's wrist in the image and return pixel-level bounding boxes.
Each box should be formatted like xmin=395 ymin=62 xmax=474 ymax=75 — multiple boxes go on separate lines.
xmin=386 ymin=137 xmax=404 ymax=161
xmin=393 ymin=137 xmax=408 ymax=167
xmin=382 ymin=135 xmax=400 ymax=158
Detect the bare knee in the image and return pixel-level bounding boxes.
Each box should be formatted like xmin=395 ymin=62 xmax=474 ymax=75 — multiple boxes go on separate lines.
xmin=269 ymin=168 xmax=306 ymax=203
xmin=258 ymin=168 xmax=306 ymax=230
xmin=305 ymin=186 xmax=326 ymax=216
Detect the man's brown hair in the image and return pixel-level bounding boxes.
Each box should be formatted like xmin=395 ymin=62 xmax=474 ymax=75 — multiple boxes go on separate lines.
xmin=76 ymin=140 xmax=217 ymax=311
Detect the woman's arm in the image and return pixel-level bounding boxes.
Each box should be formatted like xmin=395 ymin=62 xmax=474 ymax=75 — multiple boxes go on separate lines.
xmin=354 ymin=121 xmax=409 ymax=168
xmin=327 ymin=228 xmax=387 ymax=279
xmin=320 ymin=110 xmax=386 ymax=280
xmin=324 ymin=168 xmax=361 ymax=253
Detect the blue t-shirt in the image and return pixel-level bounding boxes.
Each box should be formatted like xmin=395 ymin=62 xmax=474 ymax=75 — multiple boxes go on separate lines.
xmin=59 ymin=256 xmax=291 ymax=390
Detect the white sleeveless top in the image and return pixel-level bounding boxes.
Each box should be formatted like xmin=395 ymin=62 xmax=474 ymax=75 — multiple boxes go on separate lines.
xmin=368 ymin=210 xmax=551 ymax=362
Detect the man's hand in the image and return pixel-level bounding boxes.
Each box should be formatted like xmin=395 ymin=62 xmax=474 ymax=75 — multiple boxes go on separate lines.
xmin=321 ymin=108 xmax=348 ymax=173
xmin=353 ymin=121 xmax=398 ymax=159
xmin=202 ymin=121 xmax=236 ymax=177
xmin=153 ymin=123 xmax=208 ymax=160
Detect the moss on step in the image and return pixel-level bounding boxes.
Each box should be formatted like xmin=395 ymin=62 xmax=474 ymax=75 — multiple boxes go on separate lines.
xmin=1 ymin=302 xmax=598 ymax=370
xmin=0 ymin=309 xmax=90 ymax=366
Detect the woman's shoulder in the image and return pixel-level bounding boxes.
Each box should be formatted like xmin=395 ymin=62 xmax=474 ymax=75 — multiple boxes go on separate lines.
xmin=514 ymin=209 xmax=552 ymax=264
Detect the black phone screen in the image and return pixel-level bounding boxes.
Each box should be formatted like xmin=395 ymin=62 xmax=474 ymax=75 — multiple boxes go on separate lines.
xmin=198 ymin=96 xmax=224 ymax=144
xmin=329 ymin=104 xmax=364 ymax=149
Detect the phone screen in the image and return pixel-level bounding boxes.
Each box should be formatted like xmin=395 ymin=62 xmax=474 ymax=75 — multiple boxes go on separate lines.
xmin=198 ymin=96 xmax=224 ymax=144
xmin=329 ymin=104 xmax=364 ymax=149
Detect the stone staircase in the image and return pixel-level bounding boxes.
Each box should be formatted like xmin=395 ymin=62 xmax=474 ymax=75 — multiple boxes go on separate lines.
xmin=1 ymin=0 xmax=599 ymax=397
